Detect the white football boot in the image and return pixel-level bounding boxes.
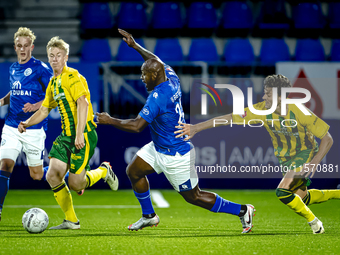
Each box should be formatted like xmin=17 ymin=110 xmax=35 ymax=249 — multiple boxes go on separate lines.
xmin=128 ymin=214 xmax=160 ymax=231
xmin=101 ymin=162 xmax=119 ymax=191
xmin=309 ymin=217 xmax=325 ymax=234
xmin=239 ymin=204 xmax=256 ymax=233
xmin=49 ymin=219 xmax=80 ymax=230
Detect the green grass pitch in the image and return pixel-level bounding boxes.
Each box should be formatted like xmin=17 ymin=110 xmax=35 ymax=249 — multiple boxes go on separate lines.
xmin=1 ymin=189 xmax=339 ymax=255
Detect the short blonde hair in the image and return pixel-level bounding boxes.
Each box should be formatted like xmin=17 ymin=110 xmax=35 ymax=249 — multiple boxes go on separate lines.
xmin=14 ymin=27 xmax=36 ymax=45
xmin=46 ymin=36 xmax=69 ymax=55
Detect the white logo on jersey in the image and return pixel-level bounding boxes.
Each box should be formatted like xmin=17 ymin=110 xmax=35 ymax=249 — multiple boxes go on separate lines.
xmin=12 ymin=80 xmax=21 ymax=89
xmin=12 ymin=70 xmax=15 ymax=75
xmin=24 ymin=68 xmax=32 ymax=76
xmin=181 ymin=184 xmax=188 ymax=189
xmin=142 ymin=108 xmax=149 ymax=115
xmin=153 ymin=92 xmax=158 ymax=99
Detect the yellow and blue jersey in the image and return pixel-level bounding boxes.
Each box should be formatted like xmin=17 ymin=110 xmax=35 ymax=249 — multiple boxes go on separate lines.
xmin=232 ymin=101 xmax=329 ymax=162
xmin=42 ymin=66 xmax=96 ymax=136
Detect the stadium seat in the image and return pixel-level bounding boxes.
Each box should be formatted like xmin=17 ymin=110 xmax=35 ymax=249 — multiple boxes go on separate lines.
xmin=260 ymin=39 xmax=290 ymax=63
xmin=81 ymin=3 xmax=114 ymax=30
xmin=186 ymin=2 xmax=217 ymax=36
xmin=117 ymin=2 xmax=147 ymax=36
xmin=221 ymin=1 xmax=253 ymax=29
xmin=330 ymin=39 xmax=340 ymax=61
xmin=152 ymin=2 xmax=182 ymax=30
xmin=292 ymin=3 xmax=325 ymax=29
xmin=295 ymin=39 xmax=325 ymax=61
xmin=188 ymin=38 xmax=219 ymax=62
xmin=329 ymin=3 xmax=340 ymax=29
xmin=154 ymin=38 xmax=183 ymax=62
xmin=224 ymin=38 xmax=254 ymax=63
xmin=116 ymin=38 xmax=145 ymax=61
xmin=254 ymin=0 xmax=289 ymax=37
xmin=81 ymin=39 xmax=112 ymax=62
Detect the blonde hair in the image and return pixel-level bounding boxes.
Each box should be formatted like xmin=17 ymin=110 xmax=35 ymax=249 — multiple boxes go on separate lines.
xmin=14 ymin=27 xmax=36 ymax=44
xmin=46 ymin=36 xmax=70 ymax=55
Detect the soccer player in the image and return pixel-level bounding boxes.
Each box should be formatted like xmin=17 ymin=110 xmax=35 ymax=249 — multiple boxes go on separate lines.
xmin=18 ymin=36 xmax=119 ymax=229
xmin=96 ymin=29 xmax=255 ymax=233
xmin=175 ymin=74 xmax=340 ymax=234
xmin=0 ymin=27 xmax=53 ymax=221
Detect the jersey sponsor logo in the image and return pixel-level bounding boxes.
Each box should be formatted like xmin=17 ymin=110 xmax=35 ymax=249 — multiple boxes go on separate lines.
xmin=69 ymin=74 xmax=74 ymax=78
xmin=11 ymin=90 xmax=32 ymax=96
xmin=153 ymin=92 xmax=158 ymax=99
xmin=70 ymin=80 xmax=80 ymax=88
xmin=53 ymin=92 xmax=65 ymax=101
xmin=142 ymin=108 xmax=149 ymax=115
xmin=12 ymin=80 xmax=21 ymax=89
xmin=24 ymin=68 xmax=32 ymax=76
xmin=179 ymin=179 xmax=192 ymax=192
xmin=71 ymin=153 xmax=82 ymax=160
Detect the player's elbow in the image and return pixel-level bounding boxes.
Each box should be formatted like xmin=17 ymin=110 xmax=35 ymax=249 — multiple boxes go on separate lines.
xmin=324 ymin=132 xmax=333 ymax=147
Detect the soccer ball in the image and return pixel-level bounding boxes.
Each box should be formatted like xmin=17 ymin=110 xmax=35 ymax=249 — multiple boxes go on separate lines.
xmin=22 ymin=208 xmax=49 ymax=234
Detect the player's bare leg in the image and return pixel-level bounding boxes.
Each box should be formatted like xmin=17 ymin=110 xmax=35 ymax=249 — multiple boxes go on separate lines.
xmin=276 ymin=172 xmax=324 ymax=234
xmin=28 ymin=165 xmax=44 ymax=180
xmin=0 ymin=159 xmax=15 ymax=221
xmin=126 ymin=155 xmax=159 ymax=231
xmin=180 ymin=186 xmax=255 ymax=233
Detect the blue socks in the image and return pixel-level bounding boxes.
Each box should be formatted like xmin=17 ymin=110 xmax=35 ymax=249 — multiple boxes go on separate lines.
xmin=0 ymin=170 xmax=11 ymax=211
xmin=42 ymin=166 xmax=69 ymax=184
xmin=210 ymin=194 xmax=241 ymax=216
xmin=134 ymin=190 xmax=155 ymax=216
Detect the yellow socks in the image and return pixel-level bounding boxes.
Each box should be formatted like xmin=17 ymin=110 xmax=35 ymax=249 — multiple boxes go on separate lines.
xmin=276 ymin=188 xmax=316 ymax=222
xmin=303 ymin=189 xmax=340 ymax=205
xmin=52 ymin=181 xmax=78 ymax=223
xmin=85 ymin=165 xmax=107 ymax=188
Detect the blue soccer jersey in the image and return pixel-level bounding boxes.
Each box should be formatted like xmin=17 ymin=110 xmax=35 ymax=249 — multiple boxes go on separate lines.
xmin=6 ymin=57 xmax=52 ymax=130
xmin=139 ymin=64 xmax=191 ymax=156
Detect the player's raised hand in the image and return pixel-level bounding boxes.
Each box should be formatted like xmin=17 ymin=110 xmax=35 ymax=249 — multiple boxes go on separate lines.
xmin=174 ymin=122 xmax=194 ymax=141
xmin=22 ymin=102 xmax=37 ymax=113
xmin=118 ymin=28 xmax=137 ymax=48
xmin=95 ymin=112 xmax=112 ymax=125
xmin=18 ymin=121 xmax=28 ymax=133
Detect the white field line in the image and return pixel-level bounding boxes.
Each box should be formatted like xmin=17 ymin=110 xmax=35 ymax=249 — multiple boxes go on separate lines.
xmin=150 ymin=190 xmax=170 ymax=208
xmin=7 ymin=190 xmax=170 ymax=209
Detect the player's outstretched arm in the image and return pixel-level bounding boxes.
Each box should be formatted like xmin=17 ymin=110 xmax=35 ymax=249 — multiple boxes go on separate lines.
xmin=18 ymin=106 xmax=51 ymax=133
xmin=96 ymin=112 xmax=149 ymax=133
xmin=174 ymin=113 xmax=233 ymax=141
xmin=22 ymin=100 xmax=44 ymax=113
xmin=302 ymin=132 xmax=333 ymax=178
xmin=0 ymin=92 xmax=10 ymax=106
xmin=118 ymin=28 xmax=164 ymax=63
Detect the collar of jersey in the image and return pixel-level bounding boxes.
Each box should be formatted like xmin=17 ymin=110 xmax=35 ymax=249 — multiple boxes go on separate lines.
xmin=17 ymin=57 xmax=35 ymax=67
xmin=153 ymin=78 xmax=169 ymax=90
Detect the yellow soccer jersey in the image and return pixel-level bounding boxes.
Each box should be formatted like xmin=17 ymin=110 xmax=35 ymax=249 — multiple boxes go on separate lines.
xmin=42 ymin=66 xmax=97 ymax=136
xmin=232 ymin=101 xmax=329 ymax=162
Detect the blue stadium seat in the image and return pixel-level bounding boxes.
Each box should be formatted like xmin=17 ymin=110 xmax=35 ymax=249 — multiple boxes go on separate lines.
xmin=292 ymin=3 xmax=325 ymax=29
xmin=116 ymin=39 xmax=145 ymax=61
xmin=260 ymin=39 xmax=290 ymax=63
xmin=187 ymin=2 xmax=217 ymax=29
xmin=330 ymin=40 xmax=340 ymax=61
xmin=188 ymin=38 xmax=219 ymax=62
xmin=295 ymin=39 xmax=325 ymax=61
xmin=81 ymin=39 xmax=112 ymax=62
xmin=154 ymin=39 xmax=183 ymax=62
xmin=117 ymin=2 xmax=147 ymax=30
xmin=152 ymin=2 xmax=182 ymax=29
xmin=81 ymin=3 xmax=114 ymax=30
xmin=328 ymin=3 xmax=340 ymax=29
xmin=224 ymin=39 xmax=255 ymax=63
xmin=221 ymin=1 xmax=253 ymax=29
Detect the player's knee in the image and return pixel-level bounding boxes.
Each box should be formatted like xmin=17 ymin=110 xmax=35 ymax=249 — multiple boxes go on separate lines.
xmin=126 ymin=164 xmax=138 ymax=180
xmin=46 ymin=170 xmax=61 ymax=184
xmin=30 ymin=171 xmax=43 ymax=181
xmin=0 ymin=159 xmax=15 ymax=172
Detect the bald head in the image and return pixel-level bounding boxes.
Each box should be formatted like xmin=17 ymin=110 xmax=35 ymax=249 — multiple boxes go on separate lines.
xmin=141 ymin=58 xmax=166 ymax=91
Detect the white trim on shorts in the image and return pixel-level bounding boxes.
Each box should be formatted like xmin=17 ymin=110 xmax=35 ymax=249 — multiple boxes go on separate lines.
xmin=136 ymin=141 xmax=198 ymax=192
xmin=0 ymin=124 xmax=46 ymax=167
